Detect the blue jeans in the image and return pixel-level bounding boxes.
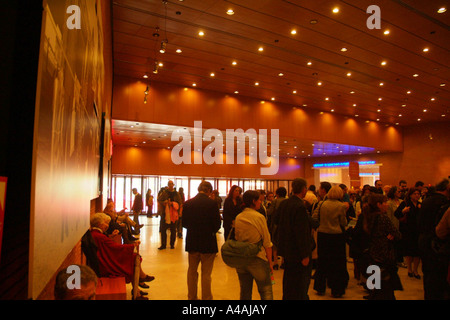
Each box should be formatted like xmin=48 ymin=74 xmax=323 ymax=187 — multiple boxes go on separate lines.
xmin=236 ymin=258 xmax=273 ymax=300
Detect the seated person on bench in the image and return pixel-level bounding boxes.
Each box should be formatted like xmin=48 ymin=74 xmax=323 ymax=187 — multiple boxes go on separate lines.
xmin=90 ymin=213 xmax=154 ymax=298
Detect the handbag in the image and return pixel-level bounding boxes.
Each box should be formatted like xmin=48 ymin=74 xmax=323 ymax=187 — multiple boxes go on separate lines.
xmin=221 ymin=227 xmax=262 ymax=268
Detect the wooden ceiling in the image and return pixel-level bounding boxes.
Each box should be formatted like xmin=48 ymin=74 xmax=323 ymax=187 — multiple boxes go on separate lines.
xmin=111 ymin=0 xmax=449 ymax=155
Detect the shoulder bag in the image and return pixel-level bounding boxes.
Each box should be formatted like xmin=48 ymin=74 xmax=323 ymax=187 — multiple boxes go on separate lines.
xmin=221 ymin=227 xmax=262 ymax=268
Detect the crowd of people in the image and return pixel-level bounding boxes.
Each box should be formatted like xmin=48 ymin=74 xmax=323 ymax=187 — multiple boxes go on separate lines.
xmin=57 ymin=178 xmax=450 ymax=301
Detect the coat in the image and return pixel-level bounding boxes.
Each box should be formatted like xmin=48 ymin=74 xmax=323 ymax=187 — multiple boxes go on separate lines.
xmin=182 ymin=193 xmax=221 ymax=253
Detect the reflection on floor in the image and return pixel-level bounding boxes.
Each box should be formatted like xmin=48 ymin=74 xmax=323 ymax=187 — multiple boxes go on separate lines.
xmin=127 ymin=216 xmax=424 ymax=300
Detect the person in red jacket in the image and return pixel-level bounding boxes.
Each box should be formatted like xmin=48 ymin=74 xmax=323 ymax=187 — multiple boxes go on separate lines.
xmin=90 ymin=212 xmax=154 ymax=299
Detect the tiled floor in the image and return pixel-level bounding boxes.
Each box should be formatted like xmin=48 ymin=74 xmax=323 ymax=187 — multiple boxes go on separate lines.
xmin=128 ymin=216 xmax=424 ymax=300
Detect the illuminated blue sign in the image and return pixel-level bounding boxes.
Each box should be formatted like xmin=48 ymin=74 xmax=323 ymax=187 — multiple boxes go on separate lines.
xmin=313 ymin=161 xmax=375 ymax=168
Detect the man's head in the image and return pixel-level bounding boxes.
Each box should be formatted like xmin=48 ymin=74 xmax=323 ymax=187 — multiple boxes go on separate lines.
xmin=435 ymin=178 xmax=450 ymax=197
xmin=132 ymin=188 xmax=138 ymax=195
xmin=168 ymin=180 xmax=175 ymax=191
xmin=399 ymin=180 xmax=407 ymax=191
xmin=292 ymin=178 xmax=308 ymax=198
xmin=319 ymin=181 xmax=332 ymax=197
xmin=198 ymin=181 xmax=213 ymax=196
xmin=54 ymin=265 xmax=98 ymax=300
xmin=375 ymin=180 xmax=383 ymax=189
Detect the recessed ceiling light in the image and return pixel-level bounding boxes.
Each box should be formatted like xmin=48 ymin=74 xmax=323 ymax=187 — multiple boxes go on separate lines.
xmin=377 ymin=109 xmax=381 ymax=112
xmin=192 ymin=83 xmax=197 ymax=87
xmin=143 ymin=74 xmax=148 ymax=79
xmin=258 ymin=46 xmax=264 ymax=52
xmin=417 ymin=118 xmax=421 ymax=121
xmin=226 ymin=9 xmax=234 ymax=15
xmin=430 ymin=97 xmax=436 ymax=101
xmin=234 ymin=91 xmax=239 ymax=94
xmin=317 ymin=81 xmax=322 ymax=86
xmin=442 ymin=114 xmax=446 ymax=117
xmin=346 ymin=72 xmax=352 ymax=76
xmin=381 ymin=61 xmax=387 ymax=65
xmin=332 ymin=7 xmax=339 ymax=13
xmin=402 ymin=104 xmax=406 ymax=107
xmin=399 ymin=114 xmax=402 ymax=117
xmin=379 ymin=82 xmax=384 ymax=86
xmin=353 ymin=104 xmax=357 ymax=107
xmin=232 ymin=61 xmax=237 ymax=66
xmin=292 ymin=90 xmax=297 ymax=94
xmin=341 ymin=47 xmax=348 ymax=52
xmin=350 ymin=91 xmax=355 ymax=94
xmin=198 ymin=31 xmax=205 ymax=36
xmin=158 ymin=62 xmax=164 ymax=67
xmin=176 ymin=49 xmax=182 ymax=53
xmin=254 ymin=82 xmax=259 ymax=86
xmin=325 ymin=97 xmax=329 ymax=101
xmin=413 ymin=73 xmax=419 ymax=77
xmin=423 ymin=47 xmax=429 ymax=52
xmin=440 ymin=83 xmax=446 ymax=87
xmin=271 ymin=97 xmax=275 ymax=101
xmin=407 ymin=90 xmax=412 ymax=94
xmin=278 ymin=72 xmax=284 ymax=76
xmin=438 ymin=7 xmax=447 ymax=13
xmin=210 ymin=72 xmax=215 ymax=77
xmin=307 ymin=61 xmax=312 ymax=66
xmin=423 ymin=109 xmax=428 ymax=112
xmin=378 ymin=97 xmax=382 ymax=101
xmin=291 ymin=29 xmax=297 ymax=35
xmin=384 ymin=29 xmax=390 ymax=35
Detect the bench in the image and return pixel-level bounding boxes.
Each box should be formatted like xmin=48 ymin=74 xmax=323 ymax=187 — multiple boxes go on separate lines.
xmin=95 ymin=277 xmax=127 ymax=300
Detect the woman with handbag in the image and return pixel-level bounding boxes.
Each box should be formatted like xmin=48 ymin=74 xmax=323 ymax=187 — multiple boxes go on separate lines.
xmin=234 ymin=190 xmax=273 ymax=300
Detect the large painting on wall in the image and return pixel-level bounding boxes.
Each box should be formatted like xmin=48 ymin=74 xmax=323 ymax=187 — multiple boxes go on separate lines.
xmin=30 ymin=0 xmax=105 ymax=299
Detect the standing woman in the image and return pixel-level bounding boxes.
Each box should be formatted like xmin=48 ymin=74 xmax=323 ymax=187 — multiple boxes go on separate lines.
xmin=395 ymin=188 xmax=422 ymax=278
xmin=222 ymin=185 xmax=243 ymax=241
xmin=364 ymin=193 xmax=402 ymax=300
xmin=312 ymin=185 xmax=349 ymax=298
xmin=234 ymin=190 xmax=273 ymax=300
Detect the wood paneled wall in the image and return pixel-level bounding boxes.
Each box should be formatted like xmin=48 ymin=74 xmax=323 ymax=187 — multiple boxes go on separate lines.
xmin=112 ymin=76 xmax=403 ymax=153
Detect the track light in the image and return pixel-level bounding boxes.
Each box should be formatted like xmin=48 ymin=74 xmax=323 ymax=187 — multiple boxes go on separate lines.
xmin=160 ymin=40 xmax=167 ymax=53
xmin=153 ymin=61 xmax=159 ymax=74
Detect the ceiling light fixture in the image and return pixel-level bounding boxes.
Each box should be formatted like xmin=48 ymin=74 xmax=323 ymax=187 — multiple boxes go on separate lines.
xmin=438 ymin=7 xmax=447 ymax=13
xmin=198 ymin=31 xmax=205 ymax=36
xmin=423 ymin=47 xmax=429 ymax=52
xmin=160 ymin=40 xmax=167 ymax=53
xmin=176 ymin=49 xmax=182 ymax=53
xmin=384 ymin=29 xmax=390 ymax=35
xmin=307 ymin=61 xmax=312 ymax=65
xmin=258 ymin=46 xmax=264 ymax=52
xmin=381 ymin=60 xmax=387 ymax=65
xmin=332 ymin=7 xmax=339 ymax=13
xmin=291 ymin=29 xmax=297 ymax=35
xmin=232 ymin=61 xmax=237 ymax=66
xmin=341 ymin=47 xmax=348 ymax=52
xmin=226 ymin=9 xmax=234 ymax=15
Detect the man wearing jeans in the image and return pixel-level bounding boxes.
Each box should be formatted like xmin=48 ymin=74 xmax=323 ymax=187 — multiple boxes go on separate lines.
xmin=182 ymin=181 xmax=221 ymax=300
xmin=277 ymin=178 xmax=316 ymax=300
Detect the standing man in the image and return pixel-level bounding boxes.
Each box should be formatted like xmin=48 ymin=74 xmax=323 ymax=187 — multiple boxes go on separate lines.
xmin=132 ymin=188 xmax=143 ymax=233
xmin=277 ymin=178 xmax=317 ymax=300
xmin=182 ymin=181 xmax=221 ymax=300
xmin=157 ymin=180 xmax=181 ymax=249
xmin=418 ymin=178 xmax=450 ymax=300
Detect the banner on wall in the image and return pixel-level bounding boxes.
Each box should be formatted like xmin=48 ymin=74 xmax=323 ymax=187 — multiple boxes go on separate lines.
xmin=0 ymin=177 xmax=7 ymax=264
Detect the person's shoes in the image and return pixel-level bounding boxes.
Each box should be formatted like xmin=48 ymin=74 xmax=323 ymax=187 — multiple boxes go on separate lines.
xmin=332 ymin=293 xmax=343 ymax=298
xmin=132 ymin=290 xmax=148 ymax=296
xmin=139 ymin=282 xmax=149 ymax=289
xmin=134 ymin=295 xmax=148 ymax=300
xmin=413 ymin=273 xmax=421 ymax=279
xmin=316 ymin=291 xmax=325 ymax=296
xmin=170 ymin=245 xmax=175 ymax=249
xmin=140 ymin=275 xmax=155 ymax=283
xmin=158 ymin=246 xmax=166 ymax=250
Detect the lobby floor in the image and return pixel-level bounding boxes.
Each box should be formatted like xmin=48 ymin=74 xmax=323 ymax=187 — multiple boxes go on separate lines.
xmin=127 ymin=216 xmax=424 ymax=301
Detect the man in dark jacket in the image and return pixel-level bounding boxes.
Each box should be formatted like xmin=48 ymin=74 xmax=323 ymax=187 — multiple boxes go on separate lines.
xmin=418 ymin=178 xmax=450 ymax=300
xmin=182 ymin=180 xmax=221 ymax=300
xmin=277 ymin=178 xmax=316 ymax=300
